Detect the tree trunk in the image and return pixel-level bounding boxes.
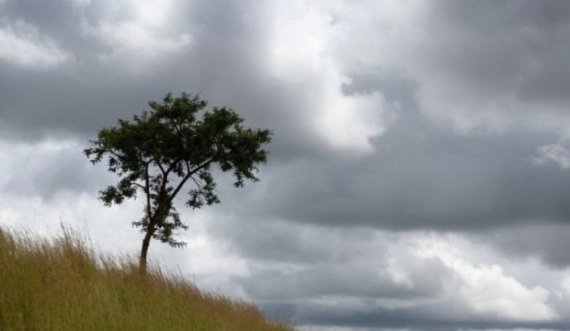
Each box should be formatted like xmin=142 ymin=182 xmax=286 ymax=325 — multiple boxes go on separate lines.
xmin=139 ymin=223 xmax=155 ymax=273
xmin=139 ymin=198 xmax=166 ymax=273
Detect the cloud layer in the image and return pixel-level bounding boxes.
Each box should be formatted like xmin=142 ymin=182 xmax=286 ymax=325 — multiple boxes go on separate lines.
xmin=1 ymin=1 xmax=570 ymax=330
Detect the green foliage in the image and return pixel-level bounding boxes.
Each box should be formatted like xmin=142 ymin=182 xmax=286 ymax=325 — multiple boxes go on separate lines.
xmin=85 ymin=92 xmax=272 ymax=254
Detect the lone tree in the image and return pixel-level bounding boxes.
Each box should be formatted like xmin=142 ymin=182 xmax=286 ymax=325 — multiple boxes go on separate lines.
xmin=85 ymin=92 xmax=271 ymax=271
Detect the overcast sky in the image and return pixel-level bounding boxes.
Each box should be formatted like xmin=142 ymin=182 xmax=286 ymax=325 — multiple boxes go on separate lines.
xmin=2 ymin=0 xmax=570 ymax=330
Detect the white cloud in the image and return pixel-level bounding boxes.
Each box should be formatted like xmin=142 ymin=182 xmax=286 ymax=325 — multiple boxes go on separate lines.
xmin=97 ymin=21 xmax=191 ymax=53
xmin=562 ymin=277 xmax=570 ymax=296
xmin=415 ymin=236 xmax=557 ymax=321
xmin=84 ymin=0 xmax=191 ymax=61
xmin=268 ymin=0 xmax=395 ymax=154
xmin=0 ymin=20 xmax=70 ymax=68
xmin=385 ymin=255 xmax=414 ymax=289
xmin=534 ymin=136 xmax=570 ymax=170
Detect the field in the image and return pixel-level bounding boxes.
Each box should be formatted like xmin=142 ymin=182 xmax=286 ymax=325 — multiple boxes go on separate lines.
xmin=0 ymin=227 xmax=293 ymax=331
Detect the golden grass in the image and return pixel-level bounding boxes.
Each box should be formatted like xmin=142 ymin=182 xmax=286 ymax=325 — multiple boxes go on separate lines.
xmin=0 ymin=227 xmax=294 ymax=331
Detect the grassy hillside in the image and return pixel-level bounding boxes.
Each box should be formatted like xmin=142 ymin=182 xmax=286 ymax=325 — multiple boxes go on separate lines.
xmin=0 ymin=228 xmax=293 ymax=331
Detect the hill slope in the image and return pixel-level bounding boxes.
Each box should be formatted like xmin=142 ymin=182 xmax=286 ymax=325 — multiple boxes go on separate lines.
xmin=0 ymin=228 xmax=293 ymax=331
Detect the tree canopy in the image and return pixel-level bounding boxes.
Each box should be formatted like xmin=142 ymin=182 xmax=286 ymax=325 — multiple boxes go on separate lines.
xmin=85 ymin=92 xmax=272 ymax=270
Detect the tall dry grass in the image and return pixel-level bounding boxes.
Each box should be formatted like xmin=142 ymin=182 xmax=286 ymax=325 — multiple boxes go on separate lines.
xmin=0 ymin=227 xmax=293 ymax=331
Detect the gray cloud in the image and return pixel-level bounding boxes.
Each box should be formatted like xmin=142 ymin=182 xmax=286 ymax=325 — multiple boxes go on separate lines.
xmin=485 ymin=224 xmax=570 ymax=270
xmin=324 ymin=0 xmax=570 ymax=134
xmin=219 ymin=111 xmax=569 ymax=232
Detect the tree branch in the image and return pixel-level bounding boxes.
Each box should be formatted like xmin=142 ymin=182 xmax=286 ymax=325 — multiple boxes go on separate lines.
xmin=190 ymin=175 xmax=203 ymax=189
xmin=167 ymin=158 xmax=214 ymax=205
xmin=155 ymin=161 xmax=166 ymax=176
xmin=144 ymin=161 xmax=153 ymax=221
xmin=188 ymin=158 xmax=215 ymax=176
xmin=132 ymin=182 xmax=145 ymax=190
xmin=150 ymin=158 xmax=178 ymax=204
xmin=106 ymin=149 xmax=122 ymax=160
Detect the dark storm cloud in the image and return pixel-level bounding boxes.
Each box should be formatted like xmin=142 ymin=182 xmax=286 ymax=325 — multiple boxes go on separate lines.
xmin=0 ymin=0 xmax=192 ymax=135
xmin=486 ymin=224 xmax=570 ymax=269
xmin=0 ymin=0 xmax=106 ymax=55
xmin=0 ymin=0 xmax=325 ymax=157
xmin=219 ymin=107 xmax=569 ymax=232
xmin=408 ymin=0 xmax=570 ymax=130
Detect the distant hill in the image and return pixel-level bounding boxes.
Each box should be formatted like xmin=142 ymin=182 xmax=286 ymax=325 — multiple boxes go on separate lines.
xmin=0 ymin=227 xmax=293 ymax=331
